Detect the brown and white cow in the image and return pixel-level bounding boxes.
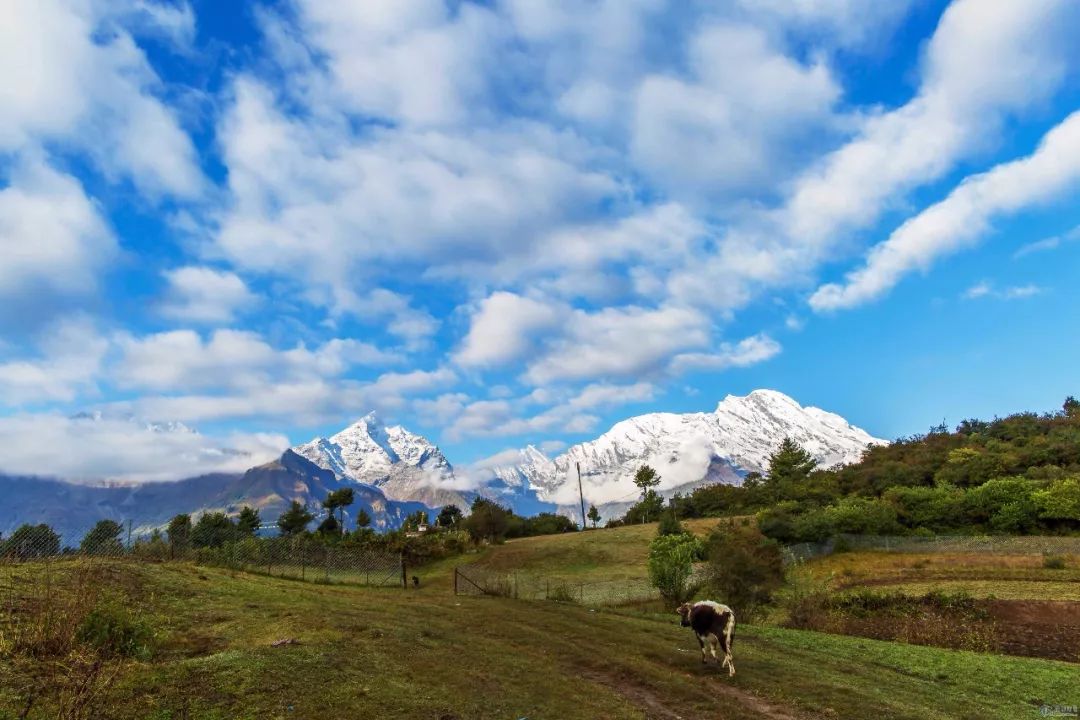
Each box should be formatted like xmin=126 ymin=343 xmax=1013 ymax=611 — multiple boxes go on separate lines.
xmin=676 ymin=600 xmax=736 ymax=676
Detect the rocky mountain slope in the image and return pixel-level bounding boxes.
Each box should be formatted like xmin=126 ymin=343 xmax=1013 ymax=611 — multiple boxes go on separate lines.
xmin=293 ymin=413 xmax=471 ymax=509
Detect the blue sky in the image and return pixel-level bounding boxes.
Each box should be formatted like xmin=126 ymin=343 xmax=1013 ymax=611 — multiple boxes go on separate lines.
xmin=1 ymin=0 xmax=1079 ymax=482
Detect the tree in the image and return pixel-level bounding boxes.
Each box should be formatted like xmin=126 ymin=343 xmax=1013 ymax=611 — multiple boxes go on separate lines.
xmin=622 ymin=489 xmax=664 ymax=525
xmin=167 ymin=514 xmax=192 ymax=557
xmin=192 ymin=512 xmax=236 ymax=548
xmin=403 ymin=510 xmax=429 ymax=531
xmin=648 ymin=533 xmax=701 ymax=603
xmin=633 ymin=465 xmax=661 ymax=523
xmin=355 ymin=508 xmax=372 ymax=530
xmin=323 ymin=488 xmax=356 ymax=536
xmin=764 ymin=438 xmax=817 ymax=501
xmin=81 ymin=519 xmax=124 ymax=555
xmin=463 ymin=497 xmax=511 ymax=543
xmin=704 ymin=522 xmax=784 ymax=621
xmin=586 ymin=505 xmax=601 ymax=529
xmin=277 ymin=501 xmax=314 ymax=537
xmin=436 ymin=504 xmax=463 ymax=529
xmin=1064 ymin=396 xmax=1080 ymax=419
xmin=316 ymin=513 xmax=341 ymax=536
xmin=236 ymin=506 xmax=261 ymax=537
xmin=1 ymin=523 xmax=60 ymax=559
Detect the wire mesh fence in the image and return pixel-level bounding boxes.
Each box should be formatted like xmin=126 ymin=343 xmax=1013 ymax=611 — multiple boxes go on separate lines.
xmin=783 ymin=533 xmax=1080 ymax=564
xmin=0 ymin=523 xmax=405 ymax=588
xmin=453 ymin=564 xmax=667 ymax=608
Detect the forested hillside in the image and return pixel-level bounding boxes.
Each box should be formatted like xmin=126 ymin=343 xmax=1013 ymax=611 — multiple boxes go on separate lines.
xmin=666 ymin=398 xmax=1080 ymax=541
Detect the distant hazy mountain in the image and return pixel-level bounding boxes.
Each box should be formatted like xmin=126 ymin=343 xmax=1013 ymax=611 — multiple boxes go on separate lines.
xmin=0 ymin=451 xmax=434 ymax=543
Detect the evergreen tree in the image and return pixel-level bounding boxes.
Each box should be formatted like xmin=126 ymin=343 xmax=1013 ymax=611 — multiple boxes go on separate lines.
xmin=316 ymin=513 xmax=340 ymax=536
xmin=323 ymin=488 xmax=356 ymax=536
xmin=586 ymin=504 xmax=601 ymax=529
xmin=1 ymin=523 xmax=60 ymax=558
xmin=1064 ymin=396 xmax=1080 ymax=419
xmin=764 ymin=437 xmax=817 ymax=501
xmin=277 ymin=501 xmax=314 ymax=537
xmin=167 ymin=514 xmax=192 ymax=556
xmin=236 ymin=506 xmax=261 ymax=537
xmin=191 ymin=512 xmax=236 ymax=548
xmin=463 ymin=497 xmax=511 ymax=543
xmin=355 ymin=508 xmax=372 ymax=529
xmin=80 ymin=519 xmax=124 ymax=555
xmin=436 ymin=504 xmax=462 ymax=528
xmin=656 ymin=507 xmax=685 ymax=536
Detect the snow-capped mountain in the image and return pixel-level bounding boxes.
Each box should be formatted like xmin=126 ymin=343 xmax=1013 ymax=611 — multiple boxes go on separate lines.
xmin=293 ymin=413 xmax=470 ymax=509
xmin=494 ymin=389 xmax=884 ymax=522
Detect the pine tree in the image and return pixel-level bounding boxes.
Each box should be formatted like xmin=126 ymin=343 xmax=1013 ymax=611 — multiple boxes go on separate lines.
xmin=236 ymin=507 xmax=261 ymax=537
xmin=586 ymin=505 xmax=601 ymax=529
xmin=277 ymin=501 xmax=314 ymax=537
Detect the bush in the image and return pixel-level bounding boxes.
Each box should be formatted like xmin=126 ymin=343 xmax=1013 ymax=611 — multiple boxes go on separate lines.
xmin=703 ymin=522 xmax=784 ymax=621
xmin=76 ymin=600 xmax=154 ymax=660
xmin=647 ymin=533 xmax=701 ymax=604
xmin=656 ymin=508 xmax=686 ymax=537
xmin=1042 ymin=553 xmax=1067 ymax=570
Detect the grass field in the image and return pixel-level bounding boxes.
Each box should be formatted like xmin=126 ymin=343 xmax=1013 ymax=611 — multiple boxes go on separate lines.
xmin=2 ymin=559 xmax=1077 ymax=720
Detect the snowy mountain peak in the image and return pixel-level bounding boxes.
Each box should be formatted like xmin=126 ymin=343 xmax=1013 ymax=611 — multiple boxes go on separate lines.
xmin=293 ymin=415 xmax=467 ymax=510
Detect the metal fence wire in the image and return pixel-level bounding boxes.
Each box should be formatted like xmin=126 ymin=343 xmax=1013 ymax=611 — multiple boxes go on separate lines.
xmin=0 ymin=528 xmax=406 ymax=588
xmin=782 ymin=533 xmax=1080 ymax=564
xmin=453 ymin=564 xmax=665 ymax=607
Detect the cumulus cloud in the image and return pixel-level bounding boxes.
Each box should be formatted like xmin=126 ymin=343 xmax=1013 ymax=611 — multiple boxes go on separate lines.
xmin=0 ymin=157 xmax=116 ymax=331
xmin=159 ymin=266 xmax=259 ymax=324
xmin=670 ymin=334 xmax=783 ymax=374
xmin=0 ymin=318 xmax=107 ymax=405
xmin=811 ymin=110 xmax=1080 ymax=311
xmin=454 ymin=292 xmax=562 ymax=368
xmin=0 ymin=414 xmax=286 ymax=484
xmin=782 ymin=0 xmax=1078 ymax=254
xmin=0 ymin=0 xmax=203 ymax=198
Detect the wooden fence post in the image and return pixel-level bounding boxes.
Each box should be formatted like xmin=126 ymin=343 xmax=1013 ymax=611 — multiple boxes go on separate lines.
xmin=400 ymin=552 xmax=407 ymax=589
xmin=453 ymin=567 xmax=458 ymax=595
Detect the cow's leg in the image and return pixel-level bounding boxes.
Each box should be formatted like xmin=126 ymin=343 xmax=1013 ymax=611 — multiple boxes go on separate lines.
xmin=722 ymin=616 xmax=736 ymax=676
xmin=697 ymin=634 xmax=707 ymax=664
xmin=708 ymin=635 xmax=720 ymax=661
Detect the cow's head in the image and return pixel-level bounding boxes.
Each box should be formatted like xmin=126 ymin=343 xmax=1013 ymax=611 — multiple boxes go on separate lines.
xmin=675 ymin=602 xmax=693 ymax=627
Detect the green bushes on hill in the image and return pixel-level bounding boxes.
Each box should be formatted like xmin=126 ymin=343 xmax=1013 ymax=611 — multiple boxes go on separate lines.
xmin=667 ymin=397 xmax=1080 ymax=541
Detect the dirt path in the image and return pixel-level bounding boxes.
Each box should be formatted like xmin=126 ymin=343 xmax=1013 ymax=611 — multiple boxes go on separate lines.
xmin=579 ymin=666 xmax=810 ymax=720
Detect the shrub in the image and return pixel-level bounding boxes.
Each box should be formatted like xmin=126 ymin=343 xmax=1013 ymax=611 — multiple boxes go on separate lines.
xmin=647 ymin=533 xmax=701 ymax=604
xmin=76 ymin=600 xmax=154 ymax=660
xmin=656 ymin=508 xmax=686 ymax=537
xmin=703 ymin=522 xmax=784 ymax=621
xmin=1042 ymin=553 xmax=1067 ymax=570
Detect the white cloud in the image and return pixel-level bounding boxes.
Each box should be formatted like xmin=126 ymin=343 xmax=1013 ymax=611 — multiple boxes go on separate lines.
xmin=454 ymin=292 xmax=562 ymax=368
xmin=631 ymin=23 xmax=840 ymax=202
xmin=0 ymin=157 xmax=116 ymax=324
xmin=670 ymin=333 xmax=782 ymax=374
xmin=963 ymin=282 xmax=993 ymax=300
xmin=114 ymin=329 xmax=402 ymax=393
xmin=524 ymin=305 xmax=710 ymax=384
xmin=160 ymin=266 xmax=259 ymax=324
xmin=964 ymin=282 xmax=1044 ymax=301
xmin=0 ymin=318 xmax=107 ymax=405
xmin=0 ymin=414 xmax=286 ymax=484
xmin=1013 ymin=224 xmax=1080 ymax=259
xmin=0 ymin=0 xmax=202 ymax=198
xmin=782 ymin=0 xmax=1078 ymax=254
xmin=811 ymin=110 xmax=1080 ymax=311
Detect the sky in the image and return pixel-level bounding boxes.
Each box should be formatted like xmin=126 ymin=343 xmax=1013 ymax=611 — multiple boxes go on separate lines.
xmin=1 ymin=0 xmax=1079 ymax=483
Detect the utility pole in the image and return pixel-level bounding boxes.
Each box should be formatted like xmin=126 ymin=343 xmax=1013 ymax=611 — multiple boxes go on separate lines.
xmin=576 ymin=462 xmax=586 ymax=531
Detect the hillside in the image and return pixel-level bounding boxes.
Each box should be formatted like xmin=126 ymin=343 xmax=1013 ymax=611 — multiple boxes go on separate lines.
xmin=2 ymin=559 xmax=1075 ymax=720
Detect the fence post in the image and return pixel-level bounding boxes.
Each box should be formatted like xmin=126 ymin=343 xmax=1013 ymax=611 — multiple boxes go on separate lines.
xmin=400 ymin=552 xmax=407 ymax=589
xmin=453 ymin=568 xmax=458 ymax=595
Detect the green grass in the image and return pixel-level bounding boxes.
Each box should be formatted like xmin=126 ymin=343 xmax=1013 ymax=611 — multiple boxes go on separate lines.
xmin=3 ymin=559 xmax=1077 ymax=720
xmin=459 ymin=517 xmax=722 ymax=583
